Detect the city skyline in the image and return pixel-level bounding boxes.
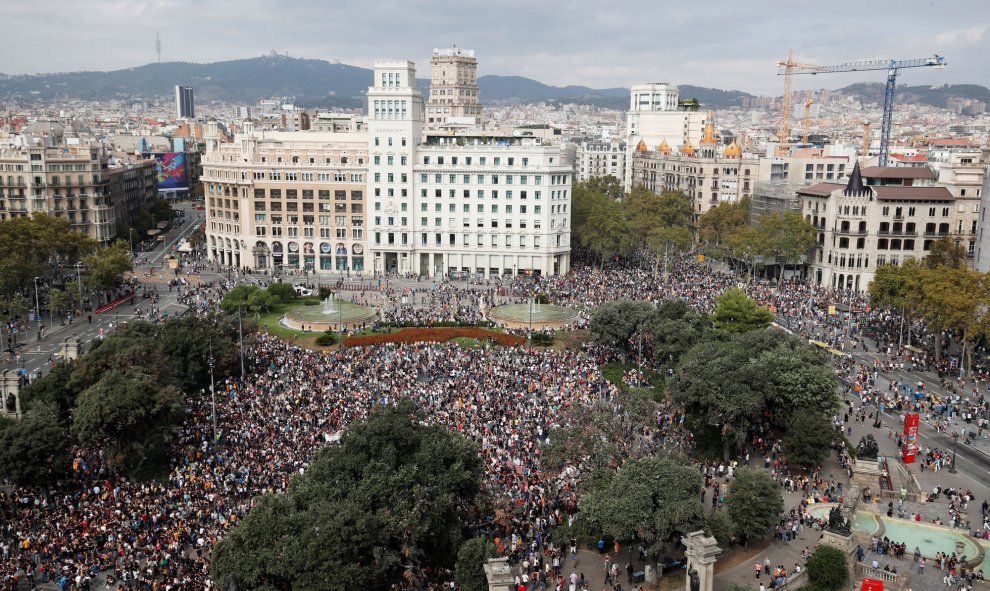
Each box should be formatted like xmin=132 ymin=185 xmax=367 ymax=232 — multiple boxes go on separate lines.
xmin=3 ymin=0 xmax=987 ymax=95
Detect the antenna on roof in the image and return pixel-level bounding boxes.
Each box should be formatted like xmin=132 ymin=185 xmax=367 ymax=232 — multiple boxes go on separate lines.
xmin=156 ymin=30 xmax=162 ymax=63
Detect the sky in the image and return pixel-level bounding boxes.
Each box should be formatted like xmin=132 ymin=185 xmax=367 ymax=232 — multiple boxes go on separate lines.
xmin=3 ymin=0 xmax=988 ymax=94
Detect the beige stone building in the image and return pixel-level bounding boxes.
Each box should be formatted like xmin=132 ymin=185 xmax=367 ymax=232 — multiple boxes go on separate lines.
xmin=201 ymin=127 xmax=369 ymax=272
xmin=426 ymin=47 xmax=482 ymax=126
xmin=799 ymin=164 xmax=972 ymax=291
xmin=0 ymin=129 xmax=156 ymax=245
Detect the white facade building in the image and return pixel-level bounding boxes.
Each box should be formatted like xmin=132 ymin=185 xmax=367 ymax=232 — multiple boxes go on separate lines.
xmin=575 ymin=140 xmax=626 ymax=184
xmin=624 ymin=83 xmax=705 ymax=190
xmin=368 ymin=60 xmax=571 ymax=277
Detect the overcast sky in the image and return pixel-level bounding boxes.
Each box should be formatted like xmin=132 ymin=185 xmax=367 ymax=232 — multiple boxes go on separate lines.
xmin=4 ymin=0 xmax=987 ymax=94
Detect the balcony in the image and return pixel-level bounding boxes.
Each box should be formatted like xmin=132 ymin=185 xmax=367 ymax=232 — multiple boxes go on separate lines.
xmin=834 ymin=227 xmax=868 ymax=235
xmin=923 ymin=231 xmax=949 ymax=237
xmin=878 ymin=229 xmax=917 ymax=236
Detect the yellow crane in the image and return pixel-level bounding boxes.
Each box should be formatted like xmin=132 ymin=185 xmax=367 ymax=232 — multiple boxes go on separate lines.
xmin=802 ymin=99 xmax=814 ymax=145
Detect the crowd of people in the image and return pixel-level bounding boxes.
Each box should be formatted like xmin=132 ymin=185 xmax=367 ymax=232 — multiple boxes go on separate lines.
xmin=2 ymin=255 xmax=990 ymax=591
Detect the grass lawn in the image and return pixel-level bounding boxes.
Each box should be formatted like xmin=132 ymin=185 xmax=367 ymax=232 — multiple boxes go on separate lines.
xmin=254 ymin=303 xmax=313 ymax=340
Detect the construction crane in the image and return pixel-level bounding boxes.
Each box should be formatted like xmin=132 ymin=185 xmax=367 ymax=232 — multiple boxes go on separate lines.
xmin=778 ymin=55 xmax=946 ymax=166
xmin=861 ymin=121 xmax=872 ymax=168
xmin=801 ymin=99 xmax=814 ymax=145
xmin=776 ymin=49 xmax=797 ymax=155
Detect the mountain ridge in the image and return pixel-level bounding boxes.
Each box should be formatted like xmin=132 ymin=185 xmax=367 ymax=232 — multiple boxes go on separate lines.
xmin=0 ymin=55 xmax=984 ymax=111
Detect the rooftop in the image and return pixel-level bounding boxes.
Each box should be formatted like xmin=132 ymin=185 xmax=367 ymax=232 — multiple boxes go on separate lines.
xmin=874 ymin=186 xmax=954 ymax=202
xmin=861 ymin=166 xmax=935 ymax=181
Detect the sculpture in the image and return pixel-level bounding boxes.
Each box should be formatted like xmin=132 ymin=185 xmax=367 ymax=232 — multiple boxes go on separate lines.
xmin=689 ymin=568 xmax=700 ymax=591
xmin=856 ymin=434 xmax=879 ymax=460
xmin=826 ymin=505 xmax=851 ymax=535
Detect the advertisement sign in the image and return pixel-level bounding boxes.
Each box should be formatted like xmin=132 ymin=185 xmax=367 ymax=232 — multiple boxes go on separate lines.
xmin=902 ymin=413 xmax=920 ymax=464
xmin=862 ymin=578 xmax=884 ymax=591
xmin=145 ymin=152 xmax=189 ymax=189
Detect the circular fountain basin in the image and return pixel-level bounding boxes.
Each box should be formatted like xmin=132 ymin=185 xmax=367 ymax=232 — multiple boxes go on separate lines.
xmin=282 ymin=299 xmax=377 ymax=331
xmin=488 ymin=303 xmax=579 ymax=329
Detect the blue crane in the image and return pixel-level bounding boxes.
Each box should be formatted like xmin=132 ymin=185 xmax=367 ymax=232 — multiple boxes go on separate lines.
xmin=778 ymin=55 xmax=946 ymax=166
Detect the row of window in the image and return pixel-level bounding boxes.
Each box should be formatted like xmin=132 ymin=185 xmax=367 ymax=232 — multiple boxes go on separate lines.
xmin=254 ymin=227 xmax=364 ymax=239
xmin=372 ymin=216 xmax=551 ymax=229
xmin=373 ymin=231 xmax=561 ymax=248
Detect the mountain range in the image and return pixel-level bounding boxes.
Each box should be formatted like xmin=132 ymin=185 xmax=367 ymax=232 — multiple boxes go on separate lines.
xmin=0 ymin=54 xmax=985 ymax=111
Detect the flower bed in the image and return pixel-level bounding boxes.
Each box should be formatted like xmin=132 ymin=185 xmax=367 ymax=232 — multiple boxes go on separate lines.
xmin=345 ymin=327 xmax=524 ymax=347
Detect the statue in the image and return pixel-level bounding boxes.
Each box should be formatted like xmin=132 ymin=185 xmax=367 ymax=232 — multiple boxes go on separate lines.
xmin=856 ymin=434 xmax=879 ymax=460
xmin=826 ymin=506 xmax=851 ymax=535
xmin=689 ymin=568 xmax=700 ymax=591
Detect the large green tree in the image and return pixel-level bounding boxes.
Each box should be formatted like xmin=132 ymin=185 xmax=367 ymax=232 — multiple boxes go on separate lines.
xmin=160 ymin=315 xmax=239 ymax=392
xmin=20 ymin=361 xmax=80 ymax=424
xmin=583 ymin=197 xmax=635 ymax=266
xmin=0 ymin=407 xmax=69 ymax=486
xmin=784 ymin=411 xmax=836 ymax=470
xmin=725 ymin=468 xmax=783 ymax=544
xmin=580 ymin=457 xmax=705 ymax=558
xmin=711 ymin=288 xmax=774 ymax=333
xmin=83 ymin=240 xmax=133 ymax=292
xmin=71 ymin=369 xmax=184 ymax=476
xmin=456 ymin=538 xmax=494 ymax=591
xmin=211 ymin=401 xmax=483 ymax=591
xmin=646 ymin=299 xmax=711 ymax=367
xmin=806 ymin=544 xmax=850 ymax=591
xmin=589 ymin=300 xmax=657 ymax=359
xmin=698 ymin=198 xmax=750 ymax=246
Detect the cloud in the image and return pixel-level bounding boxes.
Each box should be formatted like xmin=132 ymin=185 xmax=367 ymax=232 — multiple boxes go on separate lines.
xmin=1 ymin=0 xmax=986 ymax=94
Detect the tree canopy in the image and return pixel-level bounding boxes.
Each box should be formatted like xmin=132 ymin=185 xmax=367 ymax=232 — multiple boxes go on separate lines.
xmin=725 ymin=468 xmax=783 ymax=544
xmin=0 ymin=406 xmax=69 ymax=486
xmin=211 ymin=401 xmax=484 ymax=591
xmin=698 ymin=198 xmax=750 ymax=246
xmin=580 ymin=457 xmax=705 ymax=557
xmin=711 ymin=288 xmax=774 ymax=333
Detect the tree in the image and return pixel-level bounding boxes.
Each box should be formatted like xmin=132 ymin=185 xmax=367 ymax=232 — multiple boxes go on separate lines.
xmin=705 ymin=510 xmax=735 ymax=548
xmin=589 ymin=300 xmax=656 ymax=359
xmin=0 ymin=213 xmax=96 ymax=301
xmin=160 ymin=314 xmax=239 ymax=392
xmin=698 ymin=198 xmax=749 ymax=246
xmin=724 ymin=225 xmax=769 ymax=282
xmin=623 ymin=187 xmax=692 ymax=244
xmin=580 ymin=457 xmax=705 ymax=558
xmin=583 ymin=197 xmax=634 ymax=266
xmin=784 ymin=411 xmax=836 ymax=470
xmin=47 ymin=288 xmax=71 ymax=322
xmin=725 ymin=468 xmax=782 ymax=544
xmin=212 ymin=401 xmax=483 ymax=591
xmin=0 ymin=407 xmax=69 ymax=486
xmin=806 ymin=544 xmax=850 ymax=591
xmin=69 ymin=322 xmax=169 ymax=390
xmin=711 ymin=288 xmax=774 ymax=332
xmin=756 ymin=212 xmax=816 ymax=283
xmin=84 ymin=240 xmax=133 ymax=292
xmin=265 ymin=282 xmax=298 ymax=304
xmin=926 ymin=237 xmax=969 ymax=270
xmin=919 ymin=266 xmax=989 ymax=376
xmin=645 ymin=300 xmax=710 ymax=368
xmin=71 ymin=369 xmax=183 ymax=476
xmin=20 ymin=361 xmax=80 ymax=425
xmin=456 ymin=538 xmax=494 ymax=591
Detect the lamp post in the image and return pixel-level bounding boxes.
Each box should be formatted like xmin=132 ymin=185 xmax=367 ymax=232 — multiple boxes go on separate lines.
xmin=208 ymin=339 xmax=217 ymax=444
xmin=527 ymin=291 xmax=533 ymax=351
xmin=129 ymin=227 xmax=135 ymax=254
xmin=949 ymin=431 xmax=959 ymax=474
xmin=33 ymin=277 xmax=41 ymax=339
xmin=238 ymin=305 xmax=245 ymax=380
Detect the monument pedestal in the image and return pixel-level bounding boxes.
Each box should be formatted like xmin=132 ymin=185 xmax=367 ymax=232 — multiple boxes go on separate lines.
xmin=483 ymin=557 xmax=515 ymax=591
xmin=682 ymin=530 xmax=721 ymax=591
xmin=821 ymin=529 xmax=856 ymax=555
xmin=851 ymin=459 xmax=881 ymax=491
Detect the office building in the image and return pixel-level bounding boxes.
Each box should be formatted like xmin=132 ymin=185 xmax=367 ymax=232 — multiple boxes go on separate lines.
xmin=426 ymin=47 xmax=482 ymax=126
xmin=175 ymin=85 xmax=195 ymax=119
xmin=624 ymin=83 xmax=706 ymax=190
xmin=0 ymin=134 xmax=156 ymax=245
xmin=367 ymin=60 xmax=571 ymax=277
xmin=575 ymin=140 xmax=626 ymax=184
xmin=201 ymin=125 xmax=368 ymax=271
xmin=799 ymin=164 xmax=971 ymax=291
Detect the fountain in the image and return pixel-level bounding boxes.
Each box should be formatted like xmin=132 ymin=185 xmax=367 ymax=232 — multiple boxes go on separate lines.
xmin=282 ymin=295 xmax=377 ymax=331
xmin=322 ymin=296 xmax=337 ymax=315
xmin=488 ymin=297 xmax=578 ymax=329
xmin=528 ymin=297 xmax=541 ymax=316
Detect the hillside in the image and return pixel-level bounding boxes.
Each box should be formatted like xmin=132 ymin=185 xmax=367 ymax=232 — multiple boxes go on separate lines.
xmin=0 ymin=55 xmax=753 ymax=110
xmin=837 ymin=82 xmax=990 ymax=109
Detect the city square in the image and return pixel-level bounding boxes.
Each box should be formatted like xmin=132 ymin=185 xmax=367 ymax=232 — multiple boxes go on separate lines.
xmin=2 ymin=3 xmax=990 ymax=591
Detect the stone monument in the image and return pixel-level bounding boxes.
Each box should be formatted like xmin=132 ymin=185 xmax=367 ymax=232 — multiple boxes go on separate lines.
xmin=0 ymin=369 xmax=23 ymax=419
xmin=62 ymin=337 xmax=82 ymax=361
xmin=483 ymin=557 xmax=516 ymax=591
xmin=682 ymin=530 xmax=721 ymax=591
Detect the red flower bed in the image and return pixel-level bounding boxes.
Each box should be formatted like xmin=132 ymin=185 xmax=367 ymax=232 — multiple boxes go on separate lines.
xmin=345 ymin=327 xmax=524 ymax=347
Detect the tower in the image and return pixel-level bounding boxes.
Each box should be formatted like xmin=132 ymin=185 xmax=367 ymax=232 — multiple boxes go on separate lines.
xmin=156 ymin=30 xmax=162 ymax=64
xmin=426 ymin=47 xmax=481 ymax=126
xmin=367 ymin=60 xmax=423 ymax=274
xmin=175 ymin=85 xmax=194 ymax=119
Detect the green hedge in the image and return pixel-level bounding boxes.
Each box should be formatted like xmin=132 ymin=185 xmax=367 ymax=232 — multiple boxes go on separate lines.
xmin=315 ymin=332 xmax=338 ymax=346
xmin=530 ymin=332 xmax=555 ymax=346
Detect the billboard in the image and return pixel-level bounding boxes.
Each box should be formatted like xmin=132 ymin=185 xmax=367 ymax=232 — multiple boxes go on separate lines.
xmin=902 ymin=413 xmax=920 ymax=464
xmin=146 ymin=152 xmax=188 ymax=190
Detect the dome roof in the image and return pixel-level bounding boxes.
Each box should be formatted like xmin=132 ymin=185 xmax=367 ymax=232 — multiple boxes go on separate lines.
xmin=658 ymin=139 xmax=671 ymax=155
xmin=681 ymin=141 xmax=695 ymax=156
xmin=699 ymin=111 xmax=718 ymax=145
xmin=635 ymin=138 xmax=648 ymax=154
xmin=723 ymin=141 xmax=741 ymax=158
xmin=23 ymin=120 xmax=64 ymax=141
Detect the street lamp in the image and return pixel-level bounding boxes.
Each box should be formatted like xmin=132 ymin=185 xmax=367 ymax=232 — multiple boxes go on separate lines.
xmin=238 ymin=305 xmax=245 ymax=380
xmin=949 ymin=431 xmax=959 ymax=474
xmin=129 ymin=228 xmax=135 ymax=254
xmin=33 ymin=277 xmax=41 ymax=339
xmin=208 ymin=340 xmax=217 ymax=444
